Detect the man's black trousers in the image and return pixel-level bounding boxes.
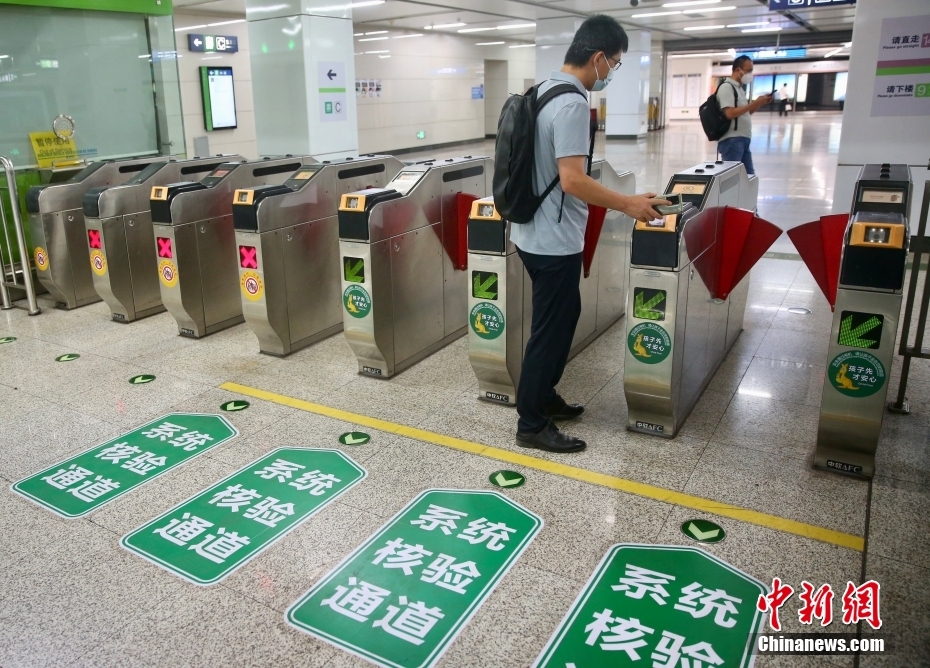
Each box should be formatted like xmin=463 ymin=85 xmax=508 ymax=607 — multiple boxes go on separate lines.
xmin=516 ymin=248 xmax=583 ymax=434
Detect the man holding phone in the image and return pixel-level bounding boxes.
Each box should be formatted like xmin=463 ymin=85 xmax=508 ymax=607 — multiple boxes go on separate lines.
xmin=716 ymin=55 xmax=772 ymax=175
xmin=511 ymin=15 xmax=669 ymax=454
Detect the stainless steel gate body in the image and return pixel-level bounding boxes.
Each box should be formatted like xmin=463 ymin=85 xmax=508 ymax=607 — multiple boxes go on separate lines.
xmin=151 ymin=156 xmax=314 ymax=338
xmin=232 ymin=156 xmax=404 ymax=355
xmin=624 ymin=162 xmax=758 ymax=437
xmin=83 ymin=156 xmax=240 ymax=322
xmin=338 ymin=157 xmax=492 ymax=377
xmin=466 ymin=161 xmax=636 ymax=405
xmin=814 ymin=164 xmax=911 ymax=478
xmin=26 ymin=156 xmax=169 ymax=309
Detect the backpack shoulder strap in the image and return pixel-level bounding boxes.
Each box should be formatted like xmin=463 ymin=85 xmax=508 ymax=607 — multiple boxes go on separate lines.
xmin=722 ymin=81 xmax=738 ymax=132
xmin=535 ymin=82 xmax=586 ymax=115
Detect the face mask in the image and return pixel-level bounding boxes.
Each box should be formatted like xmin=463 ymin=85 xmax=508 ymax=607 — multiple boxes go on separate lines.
xmin=592 ymin=56 xmax=614 ymax=92
xmin=740 ymin=71 xmax=754 ymax=85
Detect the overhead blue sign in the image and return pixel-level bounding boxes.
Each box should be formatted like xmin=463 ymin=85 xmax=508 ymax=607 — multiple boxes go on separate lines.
xmin=738 ymin=48 xmax=808 ymax=60
xmin=769 ymin=0 xmax=855 ymax=9
xmin=188 ymin=34 xmax=239 ymax=53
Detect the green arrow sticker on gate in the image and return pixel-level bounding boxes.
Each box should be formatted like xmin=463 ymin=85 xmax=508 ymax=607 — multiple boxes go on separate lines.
xmin=287 ymin=489 xmax=542 ymax=668
xmin=0 ymin=336 xmax=16 ymax=344
xmin=489 ymin=470 xmax=525 ymax=488
xmin=837 ymin=311 xmax=884 ymax=350
xmin=121 ymin=448 xmax=366 ymax=585
xmin=221 ymin=400 xmax=250 ymax=412
xmin=344 ymin=257 xmax=365 ymax=284
xmin=681 ymin=519 xmax=725 ymax=544
xmin=533 ymin=544 xmax=765 ymax=668
xmin=55 ymin=353 xmax=80 ymax=362
xmin=12 ymin=413 xmax=238 ymax=518
xmin=129 ymin=374 xmax=156 ymax=385
xmin=633 ymin=287 xmax=666 ymax=321
xmin=472 ymin=271 xmax=498 ymax=300
xmin=339 ymin=431 xmax=370 ymax=445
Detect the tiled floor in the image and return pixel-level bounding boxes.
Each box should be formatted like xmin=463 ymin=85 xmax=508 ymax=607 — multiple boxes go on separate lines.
xmin=1 ymin=112 xmax=928 ymax=667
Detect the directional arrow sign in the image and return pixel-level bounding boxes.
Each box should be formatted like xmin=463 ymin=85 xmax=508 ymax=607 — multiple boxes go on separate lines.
xmin=489 ymin=470 xmax=525 ymax=488
xmin=327 ymin=69 xmax=336 ymax=80
xmin=194 ymin=38 xmax=202 ymax=46
xmin=633 ymin=287 xmax=666 ymax=321
xmin=0 ymin=336 xmax=16 ymax=344
xmin=472 ymin=271 xmax=498 ymax=299
xmin=221 ymin=400 xmax=250 ymax=412
xmin=344 ymin=258 xmax=364 ymax=283
xmin=534 ymin=544 xmax=765 ymax=668
xmin=838 ymin=311 xmax=883 ymax=350
xmin=129 ymin=374 xmax=156 ymax=385
xmin=287 ymin=489 xmax=542 ymax=668
xmin=338 ymin=431 xmax=370 ymax=446
xmin=55 ymin=353 xmax=79 ymax=362
xmin=13 ymin=413 xmax=238 ymax=518
xmin=121 ymin=448 xmax=366 ymax=584
xmin=681 ymin=518 xmax=725 ymax=543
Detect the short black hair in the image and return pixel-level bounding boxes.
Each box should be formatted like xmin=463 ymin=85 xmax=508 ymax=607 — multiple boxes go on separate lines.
xmin=733 ymin=55 xmax=752 ymax=71
xmin=564 ymin=15 xmax=629 ymax=67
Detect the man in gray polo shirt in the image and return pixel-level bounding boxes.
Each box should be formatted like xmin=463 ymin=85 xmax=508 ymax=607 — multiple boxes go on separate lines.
xmin=716 ymin=55 xmax=773 ymax=175
xmin=511 ymin=15 xmax=668 ymax=454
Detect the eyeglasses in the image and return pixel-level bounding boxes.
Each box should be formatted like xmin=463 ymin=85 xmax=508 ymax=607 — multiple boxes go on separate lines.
xmin=586 ymin=48 xmax=623 ymax=71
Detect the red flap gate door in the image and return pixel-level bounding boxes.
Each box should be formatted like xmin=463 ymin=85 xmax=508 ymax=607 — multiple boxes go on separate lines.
xmin=786 ymin=213 xmax=849 ymax=310
xmin=583 ymin=205 xmax=608 ymax=279
xmin=715 ymin=207 xmax=783 ymax=301
xmin=447 ymin=192 xmax=478 ymax=271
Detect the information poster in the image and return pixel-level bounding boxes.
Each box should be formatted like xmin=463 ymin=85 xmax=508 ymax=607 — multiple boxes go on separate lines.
xmin=685 ymin=74 xmax=702 ymax=108
xmin=871 ymin=14 xmax=930 ymax=117
xmin=671 ymin=75 xmax=685 ymax=108
xmin=28 ymin=132 xmax=78 ymax=168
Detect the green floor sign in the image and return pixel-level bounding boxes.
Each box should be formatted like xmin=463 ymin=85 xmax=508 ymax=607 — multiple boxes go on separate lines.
xmin=12 ymin=413 xmax=238 ymax=518
xmin=129 ymin=374 xmax=156 ymax=384
xmin=681 ymin=519 xmax=725 ymax=544
xmin=121 ymin=448 xmax=366 ymax=585
xmin=534 ymin=544 xmax=765 ymax=668
xmin=221 ymin=400 xmax=250 ymax=412
xmin=287 ymin=489 xmax=542 ymax=668
xmin=0 ymin=336 xmax=16 ymax=344
xmin=55 ymin=353 xmax=79 ymax=362
xmin=339 ymin=431 xmax=371 ymax=445
xmin=489 ymin=470 xmax=525 ymax=488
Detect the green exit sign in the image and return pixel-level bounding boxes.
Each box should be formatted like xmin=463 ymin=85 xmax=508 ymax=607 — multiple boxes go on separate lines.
xmin=416 ymin=131 xmax=426 ymax=140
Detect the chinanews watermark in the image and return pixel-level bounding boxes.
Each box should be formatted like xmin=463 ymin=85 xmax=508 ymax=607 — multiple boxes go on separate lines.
xmin=750 ymin=577 xmax=888 ymax=656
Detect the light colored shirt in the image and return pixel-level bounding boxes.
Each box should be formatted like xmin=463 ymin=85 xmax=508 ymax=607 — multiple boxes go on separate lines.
xmin=778 ymin=87 xmax=790 ymax=101
xmin=716 ymin=77 xmax=752 ymax=141
xmin=509 ymin=71 xmax=591 ymax=256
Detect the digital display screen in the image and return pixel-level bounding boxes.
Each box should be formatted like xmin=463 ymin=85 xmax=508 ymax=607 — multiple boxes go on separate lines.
xmin=200 ymin=66 xmax=237 ymax=131
xmin=860 ymin=190 xmax=903 ymax=204
xmin=391 ymin=171 xmax=424 ymax=195
xmin=478 ymin=204 xmax=495 ymax=218
xmin=294 ymin=170 xmax=317 ymax=180
xmin=211 ymin=169 xmax=230 ymax=178
xmin=237 ymin=192 xmax=250 ymax=203
xmin=671 ymin=183 xmax=706 ymax=195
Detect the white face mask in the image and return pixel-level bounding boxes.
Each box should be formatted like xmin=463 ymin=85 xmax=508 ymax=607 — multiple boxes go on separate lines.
xmin=740 ymin=71 xmax=754 ymax=85
xmin=592 ymin=55 xmax=614 ymax=92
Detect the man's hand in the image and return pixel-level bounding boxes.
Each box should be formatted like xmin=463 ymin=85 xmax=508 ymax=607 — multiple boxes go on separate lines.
xmin=756 ymin=93 xmax=774 ymax=107
xmin=623 ymin=192 xmax=670 ymax=222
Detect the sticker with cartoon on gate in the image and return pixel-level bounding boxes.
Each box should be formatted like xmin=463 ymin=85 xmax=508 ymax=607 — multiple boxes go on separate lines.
xmin=628 ymin=322 xmax=671 ymax=364
xmin=344 ymin=284 xmax=371 ymax=318
xmin=470 ymin=302 xmax=505 ymax=340
xmin=828 ymin=350 xmax=885 ymax=397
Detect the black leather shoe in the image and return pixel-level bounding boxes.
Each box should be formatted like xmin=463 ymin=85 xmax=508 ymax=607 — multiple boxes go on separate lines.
xmin=543 ymin=399 xmax=585 ymax=421
xmin=516 ymin=422 xmax=586 ymax=453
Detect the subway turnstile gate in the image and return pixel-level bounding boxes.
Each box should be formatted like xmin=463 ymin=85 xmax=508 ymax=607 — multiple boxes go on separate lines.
xmin=232 ymin=155 xmax=404 ymax=356
xmin=788 ymin=164 xmax=912 ymax=478
xmin=83 ymin=156 xmax=240 ymax=323
xmin=338 ymin=156 xmax=492 ymax=377
xmin=26 ymin=156 xmax=169 ymax=309
xmin=466 ymin=161 xmax=636 ymax=405
xmin=623 ymin=161 xmax=782 ymax=438
xmin=151 ymin=156 xmax=314 ymax=338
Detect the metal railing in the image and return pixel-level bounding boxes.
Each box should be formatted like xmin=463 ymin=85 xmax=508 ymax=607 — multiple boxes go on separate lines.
xmin=0 ymin=156 xmax=41 ymax=315
xmin=888 ymin=180 xmax=930 ymax=414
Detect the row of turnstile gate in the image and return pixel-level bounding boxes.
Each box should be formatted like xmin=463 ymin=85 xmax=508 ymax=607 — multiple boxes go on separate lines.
xmin=22 ymin=154 xmax=913 ymax=479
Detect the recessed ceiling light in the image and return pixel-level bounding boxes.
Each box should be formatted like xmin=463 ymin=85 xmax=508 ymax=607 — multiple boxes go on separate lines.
xmin=509 ymin=44 xmax=535 ymax=48
xmin=359 ymin=36 xmax=389 ymax=41
xmin=496 ymin=23 xmax=536 ymax=29
xmin=632 ymin=11 xmax=682 ymax=18
xmin=354 ymin=32 xmax=364 ymax=36
xmin=664 ymin=0 xmax=721 ymax=6
xmin=684 ymin=25 xmax=725 ymax=31
xmin=682 ymin=6 xmax=735 ymax=13
xmin=426 ymin=23 xmax=466 ymax=29
xmin=726 ymin=22 xmax=769 ymax=28
xmin=823 ymin=47 xmax=844 ymax=58
xmin=365 ymin=30 xmax=388 ymax=35
xmin=174 ymin=24 xmax=208 ymax=32
xmin=458 ymin=27 xmax=495 ymax=33
xmin=393 ymin=33 xmax=424 ymax=39
xmin=379 ymin=55 xmax=391 ymax=58
xmin=476 ymin=41 xmax=505 ymax=45
xmin=207 ymin=19 xmax=246 ymax=27
xmin=365 ymin=50 xmax=389 ymax=54
xmin=742 ymin=26 xmax=782 ymax=32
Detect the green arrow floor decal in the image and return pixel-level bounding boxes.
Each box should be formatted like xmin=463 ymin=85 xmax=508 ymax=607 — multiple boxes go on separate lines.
xmin=489 ymin=470 xmax=525 ymax=488
xmin=681 ymin=518 xmax=726 ymax=543
xmin=221 ymin=400 xmax=250 ymax=412
xmin=129 ymin=374 xmax=156 ymax=385
xmin=55 ymin=354 xmax=80 ymax=362
xmin=339 ymin=432 xmax=370 ymax=446
xmin=0 ymin=336 xmax=16 ymax=344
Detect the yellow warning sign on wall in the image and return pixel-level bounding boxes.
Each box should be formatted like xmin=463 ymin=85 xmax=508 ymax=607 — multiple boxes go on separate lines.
xmin=29 ymin=132 xmax=79 ymax=169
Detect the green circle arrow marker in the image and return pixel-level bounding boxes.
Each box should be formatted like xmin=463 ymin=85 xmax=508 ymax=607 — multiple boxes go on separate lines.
xmin=221 ymin=400 xmax=250 ymax=412
xmin=129 ymin=374 xmax=156 ymax=385
xmin=338 ymin=431 xmax=371 ymax=446
xmin=681 ymin=519 xmax=725 ymax=544
xmin=489 ymin=470 xmax=525 ymax=489
xmin=0 ymin=336 xmax=16 ymax=344
xmin=55 ymin=353 xmax=80 ymax=362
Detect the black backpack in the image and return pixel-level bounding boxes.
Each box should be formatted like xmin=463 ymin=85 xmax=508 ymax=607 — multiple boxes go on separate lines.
xmin=699 ymin=81 xmax=739 ymax=142
xmin=493 ymin=82 xmax=594 ymax=224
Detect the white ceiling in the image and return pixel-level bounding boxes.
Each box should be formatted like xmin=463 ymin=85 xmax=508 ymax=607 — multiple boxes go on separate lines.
xmin=172 ymin=0 xmax=857 ymax=49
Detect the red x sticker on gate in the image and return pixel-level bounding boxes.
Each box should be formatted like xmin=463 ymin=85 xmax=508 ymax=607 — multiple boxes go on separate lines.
xmin=157 ymin=237 xmax=173 ymax=259
xmin=88 ymin=230 xmax=102 ymax=249
xmin=239 ymin=245 xmax=258 ymax=269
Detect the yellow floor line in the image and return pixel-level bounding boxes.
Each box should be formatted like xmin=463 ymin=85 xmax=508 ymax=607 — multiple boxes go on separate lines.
xmin=220 ymin=381 xmax=864 ymax=552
